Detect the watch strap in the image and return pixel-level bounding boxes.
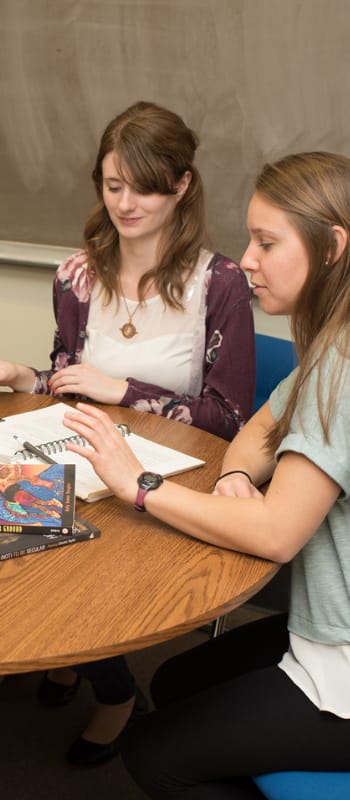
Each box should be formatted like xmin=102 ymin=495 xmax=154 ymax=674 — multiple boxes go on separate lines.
xmin=135 ymin=486 xmax=148 ymax=512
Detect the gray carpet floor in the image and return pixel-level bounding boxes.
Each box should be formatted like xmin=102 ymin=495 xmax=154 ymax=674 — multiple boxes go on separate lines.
xmin=0 ymin=605 xmax=269 ymax=800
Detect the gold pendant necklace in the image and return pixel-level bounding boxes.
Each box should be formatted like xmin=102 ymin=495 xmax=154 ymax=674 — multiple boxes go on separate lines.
xmin=119 ymin=285 xmax=140 ymax=339
xmin=121 ymin=320 xmax=138 ymax=338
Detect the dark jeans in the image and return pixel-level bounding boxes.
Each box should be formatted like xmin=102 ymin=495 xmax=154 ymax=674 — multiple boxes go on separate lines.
xmin=121 ymin=613 xmax=350 ymax=799
xmin=74 ymin=655 xmax=135 ymax=704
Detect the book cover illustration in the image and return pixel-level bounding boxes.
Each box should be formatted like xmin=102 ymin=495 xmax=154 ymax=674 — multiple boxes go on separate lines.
xmin=0 ymin=462 xmax=75 ymax=534
xmin=0 ymin=514 xmax=101 ymax=561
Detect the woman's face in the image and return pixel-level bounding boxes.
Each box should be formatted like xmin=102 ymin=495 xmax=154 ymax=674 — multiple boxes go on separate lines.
xmin=101 ymin=152 xmax=183 ymax=245
xmin=241 ymin=192 xmax=310 ymax=315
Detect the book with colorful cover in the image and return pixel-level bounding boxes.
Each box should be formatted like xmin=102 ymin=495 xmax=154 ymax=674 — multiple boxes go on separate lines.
xmin=0 ymin=462 xmax=75 ymax=534
xmin=0 ymin=514 xmax=101 ymax=561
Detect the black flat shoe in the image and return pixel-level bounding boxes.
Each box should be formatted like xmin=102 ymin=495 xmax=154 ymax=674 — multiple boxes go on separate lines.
xmin=66 ymin=687 xmax=150 ymax=768
xmin=65 ymin=733 xmax=123 ymax=767
xmin=38 ymin=671 xmax=81 ymax=707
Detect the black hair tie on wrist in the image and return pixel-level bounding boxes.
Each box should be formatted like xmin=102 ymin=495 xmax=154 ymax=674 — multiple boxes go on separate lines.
xmin=214 ymin=469 xmax=254 ymax=488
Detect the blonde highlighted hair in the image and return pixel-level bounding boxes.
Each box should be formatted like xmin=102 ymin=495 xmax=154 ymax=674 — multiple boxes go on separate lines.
xmin=255 ymin=152 xmax=350 ymax=454
xmin=84 ymin=101 xmax=208 ymax=308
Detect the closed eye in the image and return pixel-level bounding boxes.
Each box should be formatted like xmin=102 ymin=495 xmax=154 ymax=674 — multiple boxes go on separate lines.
xmin=259 ymin=242 xmax=273 ymax=251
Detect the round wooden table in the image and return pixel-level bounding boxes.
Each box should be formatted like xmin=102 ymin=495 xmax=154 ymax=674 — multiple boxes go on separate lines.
xmin=0 ymin=393 xmax=279 ymax=674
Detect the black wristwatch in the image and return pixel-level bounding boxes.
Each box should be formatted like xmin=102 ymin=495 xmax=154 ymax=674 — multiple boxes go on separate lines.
xmin=134 ymin=471 xmax=164 ymax=512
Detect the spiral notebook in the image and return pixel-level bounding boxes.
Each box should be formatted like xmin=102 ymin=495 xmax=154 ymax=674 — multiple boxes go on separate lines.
xmin=0 ymin=403 xmax=205 ymax=502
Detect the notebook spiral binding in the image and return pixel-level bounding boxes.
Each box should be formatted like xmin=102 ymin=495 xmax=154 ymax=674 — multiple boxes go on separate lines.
xmin=20 ymin=435 xmax=87 ymax=460
xmin=18 ymin=424 xmax=130 ymax=461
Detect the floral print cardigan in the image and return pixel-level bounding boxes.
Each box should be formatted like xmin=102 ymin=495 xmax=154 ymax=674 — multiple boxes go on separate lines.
xmin=33 ymin=251 xmax=255 ymax=442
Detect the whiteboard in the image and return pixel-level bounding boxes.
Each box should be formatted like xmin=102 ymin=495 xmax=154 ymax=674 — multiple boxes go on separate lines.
xmin=0 ymin=0 xmax=349 ymax=263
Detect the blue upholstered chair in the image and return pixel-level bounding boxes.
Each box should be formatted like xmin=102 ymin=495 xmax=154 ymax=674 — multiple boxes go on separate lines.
xmin=253 ymin=771 xmax=350 ymax=799
xmin=253 ymin=333 xmax=296 ymax=412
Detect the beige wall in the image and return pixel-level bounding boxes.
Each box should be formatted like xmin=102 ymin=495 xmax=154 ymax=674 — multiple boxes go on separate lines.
xmin=0 ymin=265 xmax=55 ymax=369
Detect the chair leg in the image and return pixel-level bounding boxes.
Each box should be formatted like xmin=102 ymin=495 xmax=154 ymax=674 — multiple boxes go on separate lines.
xmin=211 ymin=615 xmax=227 ymax=637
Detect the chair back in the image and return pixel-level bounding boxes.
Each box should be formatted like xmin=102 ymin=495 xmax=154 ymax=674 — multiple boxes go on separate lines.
xmin=254 ymin=334 xmax=297 ymax=412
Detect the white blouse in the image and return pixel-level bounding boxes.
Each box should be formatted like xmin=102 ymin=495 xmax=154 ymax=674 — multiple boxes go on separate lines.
xmin=81 ymin=250 xmax=213 ymax=395
xmin=279 ymin=633 xmax=350 ymax=718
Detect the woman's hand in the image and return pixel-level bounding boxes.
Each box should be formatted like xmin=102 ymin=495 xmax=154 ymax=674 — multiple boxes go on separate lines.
xmin=49 ymin=364 xmax=128 ymax=404
xmin=63 ymin=402 xmax=143 ymax=503
xmin=213 ymin=473 xmax=264 ymax=499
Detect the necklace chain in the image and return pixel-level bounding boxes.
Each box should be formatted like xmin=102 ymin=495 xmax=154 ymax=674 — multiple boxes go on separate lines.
xmin=119 ymin=283 xmax=140 ymax=339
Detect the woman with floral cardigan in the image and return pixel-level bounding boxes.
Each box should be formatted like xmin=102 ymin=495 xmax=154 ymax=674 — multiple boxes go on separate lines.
xmin=27 ymin=245 xmax=254 ymax=441
xmin=0 ymin=101 xmax=255 ymax=767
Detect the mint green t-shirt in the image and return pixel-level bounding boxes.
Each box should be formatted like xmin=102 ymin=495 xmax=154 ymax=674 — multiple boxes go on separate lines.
xmin=269 ymin=355 xmax=350 ymax=644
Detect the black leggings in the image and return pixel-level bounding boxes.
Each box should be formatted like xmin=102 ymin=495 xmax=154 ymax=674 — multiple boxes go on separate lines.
xmin=121 ymin=614 xmax=350 ymax=799
xmin=74 ymin=655 xmax=135 ymax=704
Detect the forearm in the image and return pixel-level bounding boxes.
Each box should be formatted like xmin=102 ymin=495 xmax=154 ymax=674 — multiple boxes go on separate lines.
xmin=4 ymin=363 xmax=36 ymax=393
xmin=219 ymin=402 xmax=276 ymax=487
xmin=62 ymin=403 xmax=339 ymax=566
xmin=144 ymin=446 xmax=338 ymax=564
xmin=174 ymin=389 xmax=248 ymax=440
xmin=144 ymin=480 xmax=276 ymax=560
xmin=122 ymin=379 xmax=246 ymax=440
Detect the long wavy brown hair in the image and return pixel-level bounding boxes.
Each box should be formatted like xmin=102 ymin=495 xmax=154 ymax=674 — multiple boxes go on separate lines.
xmin=83 ymin=101 xmax=208 ymax=308
xmin=255 ymin=152 xmax=350 ymax=455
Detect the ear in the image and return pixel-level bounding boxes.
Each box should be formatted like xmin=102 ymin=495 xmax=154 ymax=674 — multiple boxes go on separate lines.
xmin=175 ymin=170 xmax=192 ymax=202
xmin=331 ymin=225 xmax=348 ymax=262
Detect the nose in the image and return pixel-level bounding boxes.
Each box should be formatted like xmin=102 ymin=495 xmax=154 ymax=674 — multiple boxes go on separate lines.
xmin=240 ymin=241 xmax=259 ymax=273
xmin=118 ymin=186 xmax=137 ymax=212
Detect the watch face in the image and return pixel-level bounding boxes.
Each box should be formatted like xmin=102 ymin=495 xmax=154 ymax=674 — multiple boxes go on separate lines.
xmin=138 ymin=471 xmax=163 ymax=489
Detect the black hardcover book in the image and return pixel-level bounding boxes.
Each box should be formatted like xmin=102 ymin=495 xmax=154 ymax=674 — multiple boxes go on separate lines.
xmin=0 ymin=462 xmax=75 ymax=534
xmin=0 ymin=514 xmax=100 ymax=561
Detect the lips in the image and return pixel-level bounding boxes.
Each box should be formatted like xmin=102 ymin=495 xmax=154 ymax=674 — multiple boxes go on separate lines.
xmin=118 ymin=217 xmax=142 ymax=225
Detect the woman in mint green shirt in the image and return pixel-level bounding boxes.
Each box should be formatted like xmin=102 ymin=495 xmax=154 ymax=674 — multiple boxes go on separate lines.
xmin=63 ymin=152 xmax=350 ymax=798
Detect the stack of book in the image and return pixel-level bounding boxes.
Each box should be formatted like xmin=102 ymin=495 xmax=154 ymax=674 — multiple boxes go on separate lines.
xmin=0 ymin=461 xmax=100 ymax=561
